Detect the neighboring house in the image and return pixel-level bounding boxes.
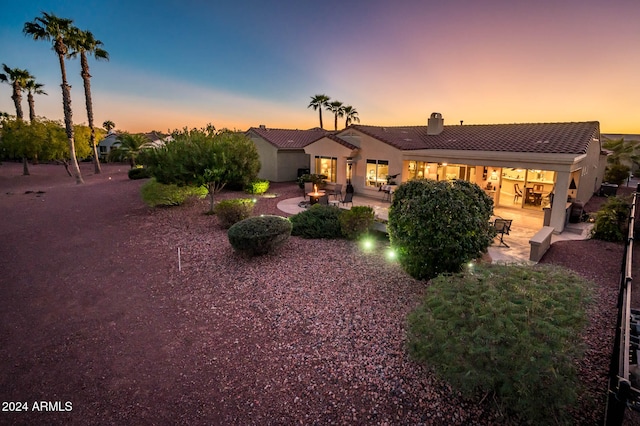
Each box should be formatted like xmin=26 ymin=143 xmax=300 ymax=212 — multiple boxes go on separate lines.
xmin=297 ymin=112 xmax=606 ymax=233
xmin=97 ymin=131 xmax=172 ymax=161
xmin=246 ymin=126 xmax=329 ymax=182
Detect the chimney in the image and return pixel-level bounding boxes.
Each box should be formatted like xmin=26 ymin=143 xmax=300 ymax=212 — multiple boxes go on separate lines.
xmin=427 ymin=112 xmax=444 ymax=135
xmin=259 ymin=124 xmax=266 ymax=129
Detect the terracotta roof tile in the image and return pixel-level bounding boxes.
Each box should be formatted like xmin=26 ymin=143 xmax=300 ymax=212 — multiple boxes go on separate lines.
xmin=247 ymin=127 xmax=329 ymax=149
xmin=349 ymin=122 xmax=600 ymax=154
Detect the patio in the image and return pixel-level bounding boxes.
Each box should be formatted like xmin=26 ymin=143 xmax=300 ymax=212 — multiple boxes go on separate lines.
xmin=277 ymin=193 xmax=593 ymax=264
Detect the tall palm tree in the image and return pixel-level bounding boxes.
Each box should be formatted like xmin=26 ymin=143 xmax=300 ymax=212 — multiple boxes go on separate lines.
xmin=24 ymin=78 xmax=47 ymax=122
xmin=1 ymin=65 xmax=33 ymax=175
xmin=67 ymin=27 xmax=109 ymax=174
xmin=308 ymin=94 xmax=330 ymax=129
xmin=24 ymin=12 xmax=84 ymax=184
xmin=0 ymin=64 xmax=31 ymax=120
xmin=343 ymin=105 xmax=360 ymax=128
xmin=326 ymin=100 xmax=345 ymax=131
xmin=102 ymin=119 xmax=115 ymax=133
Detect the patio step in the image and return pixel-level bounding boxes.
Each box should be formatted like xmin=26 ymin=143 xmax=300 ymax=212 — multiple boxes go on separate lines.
xmin=563 ymin=222 xmax=593 ymax=237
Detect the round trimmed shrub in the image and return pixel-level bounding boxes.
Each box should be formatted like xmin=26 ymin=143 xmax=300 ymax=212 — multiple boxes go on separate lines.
xmin=388 ymin=179 xmax=495 ymax=280
xmin=245 ymin=179 xmax=270 ymax=195
xmin=289 ymin=204 xmax=342 ymax=239
xmin=140 ymin=178 xmax=207 ymax=207
xmin=128 ymin=167 xmax=150 ymax=180
xmin=339 ymin=206 xmax=375 ymax=240
xmin=227 ymin=215 xmax=292 ymax=256
xmin=213 ymin=198 xmax=255 ymax=228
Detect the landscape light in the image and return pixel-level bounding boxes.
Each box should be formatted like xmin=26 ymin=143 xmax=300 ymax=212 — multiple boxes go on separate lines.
xmin=361 ymin=238 xmax=374 ymax=251
xmin=386 ymin=248 xmax=397 ymax=261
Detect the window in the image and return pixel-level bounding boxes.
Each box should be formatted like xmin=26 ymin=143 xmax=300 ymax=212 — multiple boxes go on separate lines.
xmin=315 ymin=156 xmax=337 ymax=182
xmin=366 ymin=159 xmax=389 ymax=187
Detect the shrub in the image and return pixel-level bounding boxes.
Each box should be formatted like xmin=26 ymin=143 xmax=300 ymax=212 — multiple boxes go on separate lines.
xmin=227 ymin=215 xmax=292 ymax=256
xmin=408 ymin=263 xmax=592 ymax=425
xmin=388 ymin=179 xmax=495 ymax=280
xmin=128 ymin=167 xmax=150 ymax=180
xmin=213 ymin=198 xmax=255 ymax=228
xmin=591 ymin=195 xmax=631 ymax=242
xmin=339 ymin=206 xmax=375 ymax=240
xmin=604 ymin=163 xmax=630 ymax=185
xmin=140 ymin=178 xmax=207 ymax=207
xmin=289 ymin=204 xmax=343 ymax=239
xmin=245 ymin=179 xmax=270 ymax=195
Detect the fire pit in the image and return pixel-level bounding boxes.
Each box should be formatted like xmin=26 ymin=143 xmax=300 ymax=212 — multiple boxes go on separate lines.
xmin=307 ymin=184 xmax=325 ymax=205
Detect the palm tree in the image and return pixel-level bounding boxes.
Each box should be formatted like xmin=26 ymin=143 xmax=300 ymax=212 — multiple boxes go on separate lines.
xmin=108 ymin=133 xmax=149 ymax=168
xmin=24 ymin=12 xmax=84 ymax=184
xmin=308 ymin=94 xmax=330 ymax=129
xmin=0 ymin=64 xmax=31 ymax=120
xmin=343 ymin=105 xmax=360 ymax=128
xmin=67 ymin=27 xmax=109 ymax=174
xmin=326 ymin=100 xmax=345 ymax=131
xmin=102 ymin=119 xmax=115 ymax=133
xmin=24 ymin=78 xmax=47 ymax=122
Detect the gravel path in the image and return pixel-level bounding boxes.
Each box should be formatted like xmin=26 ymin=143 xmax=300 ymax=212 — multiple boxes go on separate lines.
xmin=0 ymin=162 xmax=628 ymax=424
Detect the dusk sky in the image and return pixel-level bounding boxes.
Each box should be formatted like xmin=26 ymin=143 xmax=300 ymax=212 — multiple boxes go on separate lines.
xmin=1 ymin=0 xmax=638 ymax=134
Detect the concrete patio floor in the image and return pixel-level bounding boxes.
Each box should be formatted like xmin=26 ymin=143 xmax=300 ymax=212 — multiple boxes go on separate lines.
xmin=277 ymin=194 xmax=593 ymax=264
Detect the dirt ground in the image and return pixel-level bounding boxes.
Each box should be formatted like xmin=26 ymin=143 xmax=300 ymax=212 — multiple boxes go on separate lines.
xmin=0 ymin=161 xmax=637 ymax=425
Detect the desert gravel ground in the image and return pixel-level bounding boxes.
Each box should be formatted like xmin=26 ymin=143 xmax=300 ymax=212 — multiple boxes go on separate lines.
xmin=0 ymin=162 xmax=636 ymax=425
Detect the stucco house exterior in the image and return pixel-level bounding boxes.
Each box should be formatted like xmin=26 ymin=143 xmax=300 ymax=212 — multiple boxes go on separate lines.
xmin=299 ymin=113 xmax=607 ymax=233
xmin=246 ymin=126 xmax=328 ymax=182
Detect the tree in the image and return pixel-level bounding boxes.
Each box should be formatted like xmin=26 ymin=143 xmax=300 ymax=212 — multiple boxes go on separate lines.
xmin=307 ymin=94 xmax=330 ymax=129
xmin=24 ymin=77 xmax=47 ymax=122
xmin=108 ymin=132 xmax=149 ymax=168
xmin=343 ymin=105 xmax=360 ymax=127
xmin=67 ymin=27 xmax=109 ymax=174
xmin=24 ymin=12 xmax=84 ymax=184
xmin=388 ymin=179 xmax=495 ymax=280
xmin=139 ymin=126 xmax=261 ymax=212
xmin=326 ymin=100 xmax=345 ymax=131
xmin=0 ymin=64 xmax=31 ymax=121
xmin=102 ymin=119 xmax=115 ymax=132
xmin=0 ymin=65 xmax=33 ymax=174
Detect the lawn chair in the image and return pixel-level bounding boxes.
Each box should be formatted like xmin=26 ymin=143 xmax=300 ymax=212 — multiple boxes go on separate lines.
xmin=330 ymin=183 xmax=343 ymax=200
xmin=338 ymin=192 xmax=353 ymax=208
xmin=318 ymin=194 xmax=329 ymax=205
xmin=493 ymin=217 xmax=513 ymax=247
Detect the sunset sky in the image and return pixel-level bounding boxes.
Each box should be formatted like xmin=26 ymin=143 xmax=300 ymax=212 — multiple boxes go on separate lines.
xmin=1 ymin=0 xmax=638 ymax=134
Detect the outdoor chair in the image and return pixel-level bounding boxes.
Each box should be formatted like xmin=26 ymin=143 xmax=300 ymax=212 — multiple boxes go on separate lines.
xmin=492 ymin=217 xmax=513 ymax=248
xmin=318 ymin=194 xmax=329 ymax=205
xmin=338 ymin=192 xmax=353 ymax=208
xmin=513 ymin=183 xmax=523 ymax=203
xmin=330 ymin=184 xmax=343 ymax=200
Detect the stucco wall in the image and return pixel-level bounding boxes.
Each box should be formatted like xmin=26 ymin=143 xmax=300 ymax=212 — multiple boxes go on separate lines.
xmin=276 ymin=151 xmax=310 ymax=182
xmin=304 ymin=137 xmax=353 ymax=184
xmin=348 ymin=133 xmax=403 ymax=197
xmin=251 ymin=137 xmax=279 ymax=182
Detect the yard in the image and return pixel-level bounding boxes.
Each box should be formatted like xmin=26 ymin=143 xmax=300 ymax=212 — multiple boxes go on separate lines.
xmin=0 ymin=162 xmax=634 ymax=424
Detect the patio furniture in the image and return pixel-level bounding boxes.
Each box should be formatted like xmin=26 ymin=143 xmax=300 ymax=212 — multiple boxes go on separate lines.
xmin=318 ymin=194 xmax=329 ymax=205
xmin=492 ymin=217 xmax=513 ymax=247
xmin=329 ymin=184 xmax=343 ymax=200
xmin=337 ymin=192 xmax=353 ymax=207
xmin=514 ymin=184 xmax=523 ymax=203
xmin=303 ymin=182 xmax=313 ymax=199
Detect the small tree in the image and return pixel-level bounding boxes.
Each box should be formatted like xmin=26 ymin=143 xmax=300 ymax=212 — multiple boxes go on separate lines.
xmin=388 ymin=179 xmax=495 ymax=280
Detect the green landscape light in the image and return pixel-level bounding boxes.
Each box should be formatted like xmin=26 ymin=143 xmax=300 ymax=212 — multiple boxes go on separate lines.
xmin=361 ymin=238 xmax=374 ymax=251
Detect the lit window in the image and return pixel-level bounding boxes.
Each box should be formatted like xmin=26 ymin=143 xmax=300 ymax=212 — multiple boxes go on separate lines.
xmin=366 ymin=159 xmax=389 ymax=187
xmin=315 ymin=156 xmax=337 ymax=182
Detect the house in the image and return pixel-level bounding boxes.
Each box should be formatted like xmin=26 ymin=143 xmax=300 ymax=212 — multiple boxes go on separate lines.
xmin=97 ymin=131 xmax=172 ymax=161
xmin=278 ymin=112 xmax=606 ymax=233
xmin=245 ymin=126 xmax=329 ymax=182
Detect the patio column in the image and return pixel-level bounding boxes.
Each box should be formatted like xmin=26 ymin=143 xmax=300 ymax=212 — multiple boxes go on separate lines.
xmin=549 ymin=171 xmax=571 ymax=233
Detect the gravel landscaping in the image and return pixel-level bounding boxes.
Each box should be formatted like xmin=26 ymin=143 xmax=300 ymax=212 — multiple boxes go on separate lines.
xmin=0 ymin=162 xmax=636 ymax=424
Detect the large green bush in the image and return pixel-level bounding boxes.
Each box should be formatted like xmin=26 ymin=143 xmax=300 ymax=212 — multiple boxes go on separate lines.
xmin=339 ymin=206 xmax=375 ymax=240
xmin=289 ymin=204 xmax=343 ymax=239
xmin=591 ymin=195 xmax=631 ymax=242
xmin=604 ymin=163 xmax=630 ymax=185
xmin=213 ymin=198 xmax=255 ymax=228
xmin=140 ymin=178 xmax=207 ymax=207
xmin=227 ymin=215 xmax=292 ymax=256
xmin=408 ymin=264 xmax=592 ymax=425
xmin=388 ymin=179 xmax=495 ymax=280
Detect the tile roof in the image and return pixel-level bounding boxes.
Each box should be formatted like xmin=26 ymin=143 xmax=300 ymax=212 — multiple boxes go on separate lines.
xmin=349 ymin=121 xmax=600 ymax=155
xmin=247 ymin=127 xmax=330 ymax=149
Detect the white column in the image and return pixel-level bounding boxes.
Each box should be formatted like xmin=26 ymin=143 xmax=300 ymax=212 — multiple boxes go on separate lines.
xmin=550 ymin=171 xmax=571 ymax=232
